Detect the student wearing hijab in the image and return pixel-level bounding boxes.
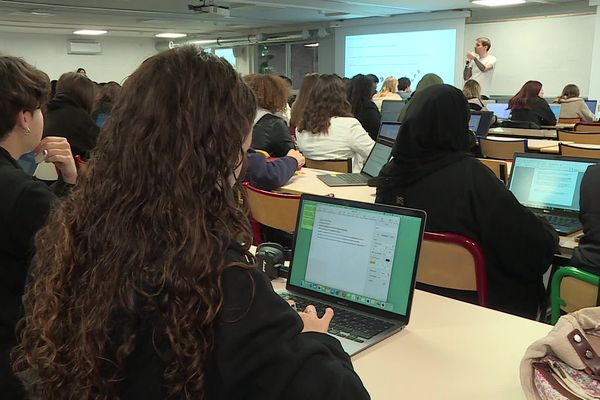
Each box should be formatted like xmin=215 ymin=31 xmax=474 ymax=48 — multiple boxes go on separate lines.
xmin=397 ymin=73 xmax=443 ymax=122
xmin=375 ymin=84 xmax=558 ymax=319
xmin=570 ymin=165 xmax=600 ymax=273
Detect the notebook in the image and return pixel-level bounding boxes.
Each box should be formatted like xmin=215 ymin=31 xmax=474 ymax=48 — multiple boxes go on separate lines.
xmin=549 ymin=104 xmax=561 ymax=120
xmin=487 ymin=102 xmax=511 ymax=120
xmin=279 ymin=194 xmax=426 ymax=356
xmin=508 ymin=153 xmax=598 ymax=235
xmin=381 ymin=100 xmax=405 ymax=122
xmin=469 ymin=111 xmax=494 ymax=137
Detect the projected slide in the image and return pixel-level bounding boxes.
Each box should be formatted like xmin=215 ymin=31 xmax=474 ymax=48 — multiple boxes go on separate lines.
xmin=345 ymin=29 xmax=457 ymax=88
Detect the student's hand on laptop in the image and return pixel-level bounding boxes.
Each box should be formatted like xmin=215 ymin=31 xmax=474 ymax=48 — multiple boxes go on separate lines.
xmin=287 ymin=149 xmax=305 ymax=168
xmin=299 ymin=304 xmax=334 ymax=333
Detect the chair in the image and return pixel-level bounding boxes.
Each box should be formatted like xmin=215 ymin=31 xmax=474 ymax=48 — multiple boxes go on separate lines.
xmin=417 ymin=232 xmax=488 ymax=306
xmin=479 ymin=137 xmax=527 ymax=160
xmin=575 ymin=122 xmax=600 ymax=133
xmin=559 ymin=142 xmax=600 ymax=159
xmin=242 ymin=182 xmax=300 ymax=245
xmin=558 ymin=117 xmax=581 ymax=124
xmin=304 ymin=158 xmax=352 ymax=173
xmin=557 ymin=130 xmax=600 ymax=145
xmin=476 ymin=158 xmax=509 ymax=185
xmin=550 ymin=266 xmax=600 ymax=324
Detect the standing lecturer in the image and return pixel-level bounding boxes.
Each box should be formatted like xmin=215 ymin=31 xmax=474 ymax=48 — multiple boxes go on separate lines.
xmin=464 ymin=37 xmax=496 ymax=98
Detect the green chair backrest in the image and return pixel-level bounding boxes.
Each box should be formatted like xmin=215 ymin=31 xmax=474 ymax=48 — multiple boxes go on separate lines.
xmin=550 ymin=266 xmax=600 ymax=324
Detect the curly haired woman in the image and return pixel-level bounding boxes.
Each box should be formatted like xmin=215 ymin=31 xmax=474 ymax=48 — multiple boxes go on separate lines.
xmin=296 ymin=74 xmax=374 ymax=173
xmin=12 ymin=47 xmax=369 ymax=400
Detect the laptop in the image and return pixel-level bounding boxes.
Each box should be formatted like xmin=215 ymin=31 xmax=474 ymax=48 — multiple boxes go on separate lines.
xmin=381 ymin=100 xmax=405 ymax=122
xmin=549 ymin=104 xmax=561 ymax=120
xmin=279 ymin=194 xmax=426 ymax=356
xmin=469 ymin=111 xmax=494 ymax=137
xmin=377 ymin=121 xmax=402 ymax=145
xmin=585 ymin=100 xmax=597 ymax=115
xmin=487 ymin=102 xmax=511 ymax=120
xmin=508 ymin=153 xmax=598 ymax=235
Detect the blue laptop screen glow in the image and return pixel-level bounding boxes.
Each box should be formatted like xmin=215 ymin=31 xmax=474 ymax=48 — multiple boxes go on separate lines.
xmin=362 ymin=142 xmax=392 ymax=177
xmin=508 ymin=156 xmax=595 ymax=211
xmin=585 ymin=100 xmax=597 ymax=115
xmin=379 ymin=123 xmax=401 ymax=142
xmin=487 ymin=103 xmax=511 ymax=119
xmin=469 ymin=114 xmax=481 ymax=132
xmin=549 ymin=104 xmax=561 ymax=119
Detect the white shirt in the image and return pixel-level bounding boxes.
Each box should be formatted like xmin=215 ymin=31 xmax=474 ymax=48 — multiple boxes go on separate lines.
xmin=297 ymin=117 xmax=375 ymax=173
xmin=469 ymin=54 xmax=496 ymax=96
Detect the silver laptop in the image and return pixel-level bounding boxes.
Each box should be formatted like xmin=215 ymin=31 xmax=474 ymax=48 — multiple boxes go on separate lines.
xmin=317 ymin=122 xmax=400 ymax=187
xmin=279 ymin=194 xmax=426 ymax=356
xmin=469 ymin=111 xmax=493 ymax=137
xmin=508 ymin=153 xmax=598 ymax=235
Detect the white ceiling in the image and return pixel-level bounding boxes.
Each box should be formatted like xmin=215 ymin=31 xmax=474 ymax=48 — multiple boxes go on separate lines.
xmin=0 ymin=0 xmax=591 ymax=39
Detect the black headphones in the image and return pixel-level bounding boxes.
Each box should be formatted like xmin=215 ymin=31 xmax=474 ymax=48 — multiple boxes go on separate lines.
xmin=255 ymin=242 xmax=290 ymax=279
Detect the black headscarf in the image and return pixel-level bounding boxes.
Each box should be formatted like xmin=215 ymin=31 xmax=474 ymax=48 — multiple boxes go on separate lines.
xmin=373 ymin=84 xmax=476 ymax=190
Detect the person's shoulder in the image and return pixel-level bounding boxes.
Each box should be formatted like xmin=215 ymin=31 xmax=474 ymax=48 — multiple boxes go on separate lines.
xmin=485 ymin=54 xmax=497 ymax=63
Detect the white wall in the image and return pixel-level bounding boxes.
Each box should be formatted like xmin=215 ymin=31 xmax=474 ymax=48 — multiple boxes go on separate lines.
xmin=465 ymin=14 xmax=595 ymax=97
xmin=0 ymin=32 xmax=157 ymax=83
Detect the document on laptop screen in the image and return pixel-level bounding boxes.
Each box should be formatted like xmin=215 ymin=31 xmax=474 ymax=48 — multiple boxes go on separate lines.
xmin=289 ymin=200 xmax=422 ymax=315
xmin=509 ymin=157 xmax=593 ymax=211
xmin=362 ymin=143 xmax=392 ymax=177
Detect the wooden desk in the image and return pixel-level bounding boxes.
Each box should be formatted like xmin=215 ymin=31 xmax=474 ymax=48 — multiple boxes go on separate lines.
xmin=486 ymin=136 xmax=568 ymax=152
xmin=278 ymin=167 xmax=376 ymax=203
xmin=542 ymin=123 xmax=576 ymax=130
xmin=489 ymin=127 xmax=557 ymax=139
xmin=272 ymin=278 xmax=551 ymax=399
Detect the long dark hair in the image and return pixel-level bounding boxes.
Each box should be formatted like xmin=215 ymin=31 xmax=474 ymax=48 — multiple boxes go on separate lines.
xmin=13 ymin=46 xmax=257 ymax=399
xmin=508 ymin=80 xmax=542 ymax=110
xmin=346 ymin=74 xmax=374 ymax=117
xmin=289 ymin=73 xmax=319 ymax=128
xmin=298 ymin=74 xmax=352 ymax=133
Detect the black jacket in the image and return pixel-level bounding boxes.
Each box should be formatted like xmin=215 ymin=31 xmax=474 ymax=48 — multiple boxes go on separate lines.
xmin=251 ymin=114 xmax=295 ymax=158
xmin=355 ymin=101 xmax=381 ymax=141
xmin=0 ymin=147 xmax=70 ymax=396
xmin=376 ymin=157 xmax=558 ymax=319
xmin=571 ymin=164 xmax=600 ymax=272
xmin=44 ymin=94 xmax=100 ymax=159
xmin=510 ymin=97 xmax=557 ymax=127
xmin=119 ymin=243 xmax=370 ymax=399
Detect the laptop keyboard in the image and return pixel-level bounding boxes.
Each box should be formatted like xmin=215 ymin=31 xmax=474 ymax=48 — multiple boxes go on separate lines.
xmin=280 ymin=293 xmax=394 ymax=343
xmin=535 ymin=213 xmax=582 ymax=234
xmin=319 ymin=173 xmax=369 ymax=185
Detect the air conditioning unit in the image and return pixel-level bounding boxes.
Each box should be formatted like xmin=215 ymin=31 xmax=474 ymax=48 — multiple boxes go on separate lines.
xmin=67 ymin=40 xmax=102 ymax=55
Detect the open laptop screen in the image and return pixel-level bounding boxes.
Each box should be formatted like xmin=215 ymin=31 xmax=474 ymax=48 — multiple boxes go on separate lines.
xmin=508 ymin=154 xmax=596 ymax=212
xmin=362 ymin=142 xmax=392 ymax=177
xmin=487 ymin=103 xmax=511 ymax=119
xmin=380 ymin=100 xmax=405 ymax=122
xmin=469 ymin=114 xmax=481 ymax=132
xmin=288 ymin=197 xmax=424 ymax=316
xmin=378 ymin=122 xmax=401 ymax=143
xmin=585 ymin=100 xmax=597 ymax=115
xmin=549 ymin=104 xmax=561 ymax=120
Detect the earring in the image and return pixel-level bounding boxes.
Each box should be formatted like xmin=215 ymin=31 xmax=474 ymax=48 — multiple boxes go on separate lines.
xmin=24 ymin=127 xmax=31 ymax=135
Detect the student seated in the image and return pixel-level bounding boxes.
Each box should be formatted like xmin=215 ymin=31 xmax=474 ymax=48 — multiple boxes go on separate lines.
xmin=555 ymin=84 xmax=596 ymax=122
xmin=0 ymin=56 xmax=78 ymax=397
xmin=91 ymin=81 xmax=121 ymax=127
xmin=508 ymin=80 xmax=556 ymax=127
xmin=43 ymin=72 xmax=99 ymax=159
xmin=372 ymin=76 xmax=401 ymax=110
xmin=289 ymin=73 xmax=319 ymax=136
xmin=397 ymin=77 xmax=411 ymax=100
xmin=297 ymin=74 xmax=374 ymax=173
xmin=246 ymin=148 xmax=304 ymax=191
xmin=570 ymin=164 xmax=600 ymax=273
xmin=374 ymin=84 xmax=558 ymax=319
xmin=398 ymin=73 xmax=443 ymax=122
xmin=12 ymin=47 xmax=369 ymax=400
xmin=244 ymin=74 xmax=295 ymax=157
xmin=347 ymin=74 xmax=381 ymax=141
xmin=462 ymin=79 xmax=497 ymax=126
